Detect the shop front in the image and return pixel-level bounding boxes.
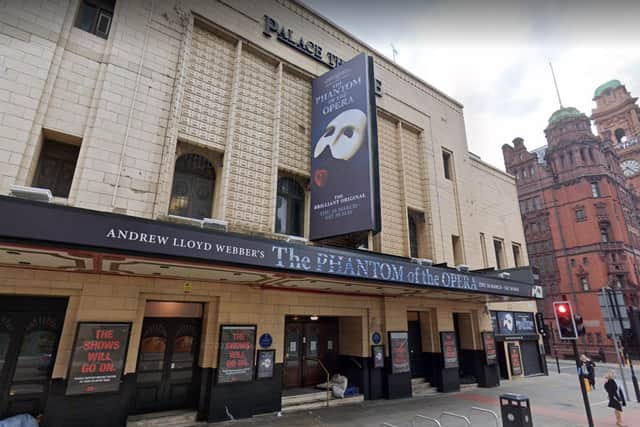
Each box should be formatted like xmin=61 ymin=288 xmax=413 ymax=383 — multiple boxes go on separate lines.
xmin=491 ymin=310 xmax=546 ymax=379
xmin=0 ymin=196 xmax=541 ymax=425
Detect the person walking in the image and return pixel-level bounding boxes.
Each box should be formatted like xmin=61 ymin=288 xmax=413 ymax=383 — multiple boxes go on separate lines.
xmin=605 ymin=370 xmax=627 ymax=427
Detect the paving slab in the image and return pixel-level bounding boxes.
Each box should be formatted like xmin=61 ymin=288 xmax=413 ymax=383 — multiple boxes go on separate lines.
xmin=211 ymin=370 xmax=640 ymax=426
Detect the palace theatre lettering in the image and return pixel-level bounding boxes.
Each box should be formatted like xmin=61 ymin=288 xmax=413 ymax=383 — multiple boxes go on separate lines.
xmin=263 ymin=15 xmax=383 ymax=96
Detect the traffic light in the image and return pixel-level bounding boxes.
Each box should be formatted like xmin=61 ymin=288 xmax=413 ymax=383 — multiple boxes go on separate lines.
xmin=574 ymin=314 xmax=586 ymax=336
xmin=554 ymin=301 xmax=578 ymax=340
xmin=535 ymin=312 xmax=547 ymax=336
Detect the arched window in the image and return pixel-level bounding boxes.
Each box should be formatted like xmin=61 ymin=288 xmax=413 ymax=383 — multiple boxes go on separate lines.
xmin=169 ymin=154 xmax=215 ymax=219
xmin=275 ymin=176 xmax=304 ymax=237
xmin=615 ymin=128 xmax=626 ymax=143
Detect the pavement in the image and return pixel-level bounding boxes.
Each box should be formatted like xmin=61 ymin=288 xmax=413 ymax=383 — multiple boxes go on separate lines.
xmin=212 ymin=366 xmax=640 ymax=426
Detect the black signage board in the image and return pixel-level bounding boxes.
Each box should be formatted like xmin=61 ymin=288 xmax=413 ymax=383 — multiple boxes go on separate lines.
xmin=217 ymin=325 xmax=256 ymax=384
xmin=66 ymin=322 xmax=131 ymax=395
xmin=309 ymin=52 xmax=380 ymax=240
xmin=256 ymin=349 xmax=275 ymax=379
xmin=372 ymin=345 xmax=384 ymax=368
xmin=388 ymin=332 xmax=409 ymax=374
xmin=508 ymin=343 xmax=522 ymax=376
xmin=440 ymin=331 xmax=459 ymax=369
xmin=481 ymin=331 xmax=497 ymax=366
xmin=0 ymin=196 xmax=538 ymax=299
xmin=514 ymin=312 xmax=535 ymax=334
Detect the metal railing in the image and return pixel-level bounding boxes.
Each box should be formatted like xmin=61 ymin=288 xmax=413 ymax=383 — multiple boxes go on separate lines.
xmin=471 ymin=407 xmax=500 ymax=427
xmin=304 ymin=356 xmax=330 ymax=407
xmin=412 ymin=414 xmax=442 ymax=426
xmin=440 ymin=412 xmax=471 ymax=426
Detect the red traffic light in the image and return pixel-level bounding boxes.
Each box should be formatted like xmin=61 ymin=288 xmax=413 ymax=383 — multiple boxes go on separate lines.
xmin=553 ymin=301 xmax=577 ymax=340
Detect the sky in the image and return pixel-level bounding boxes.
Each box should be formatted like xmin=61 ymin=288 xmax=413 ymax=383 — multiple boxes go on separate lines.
xmin=303 ymin=0 xmax=640 ymax=170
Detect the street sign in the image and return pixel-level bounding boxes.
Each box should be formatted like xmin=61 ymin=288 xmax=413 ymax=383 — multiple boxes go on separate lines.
xmin=599 ymin=289 xmax=630 ymax=336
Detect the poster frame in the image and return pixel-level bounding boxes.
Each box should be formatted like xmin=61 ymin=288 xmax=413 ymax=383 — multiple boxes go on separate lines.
xmin=216 ymin=324 xmax=257 ymax=385
xmin=440 ymin=331 xmax=459 ymax=369
xmin=508 ymin=342 xmax=523 ymax=376
xmin=481 ymin=331 xmax=497 ymax=366
xmin=388 ymin=331 xmax=410 ymax=374
xmin=65 ymin=321 xmax=132 ymax=396
xmin=371 ymin=344 xmax=385 ymax=369
xmin=255 ymin=349 xmax=276 ymax=380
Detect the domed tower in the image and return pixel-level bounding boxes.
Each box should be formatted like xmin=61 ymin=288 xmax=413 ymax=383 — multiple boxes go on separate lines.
xmin=543 ymin=106 xmax=619 ymax=182
xmin=592 ymin=80 xmax=640 ymax=191
xmin=591 ymin=80 xmax=640 ymax=145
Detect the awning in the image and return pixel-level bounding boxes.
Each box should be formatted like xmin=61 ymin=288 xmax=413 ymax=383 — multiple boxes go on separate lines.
xmin=0 ymin=196 xmax=542 ymax=301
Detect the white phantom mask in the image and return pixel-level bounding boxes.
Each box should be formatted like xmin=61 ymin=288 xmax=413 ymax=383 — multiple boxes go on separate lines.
xmin=313 ymin=109 xmax=367 ymax=161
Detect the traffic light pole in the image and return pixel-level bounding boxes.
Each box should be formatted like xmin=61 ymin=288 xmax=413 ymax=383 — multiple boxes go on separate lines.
xmin=607 ymin=287 xmax=640 ymax=402
xmin=572 ymin=339 xmax=594 ymax=427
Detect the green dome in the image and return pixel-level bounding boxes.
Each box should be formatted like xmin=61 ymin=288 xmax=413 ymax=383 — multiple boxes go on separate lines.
xmin=594 ymin=79 xmax=622 ymax=98
xmin=548 ymin=107 xmax=585 ymax=125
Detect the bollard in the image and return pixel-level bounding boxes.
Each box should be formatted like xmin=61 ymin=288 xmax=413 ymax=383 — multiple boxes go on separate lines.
xmin=499 ymin=393 xmax=533 ymax=426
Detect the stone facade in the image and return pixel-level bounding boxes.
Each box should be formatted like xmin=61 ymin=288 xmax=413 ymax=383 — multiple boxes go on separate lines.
xmin=0 ymin=0 xmax=536 ymax=425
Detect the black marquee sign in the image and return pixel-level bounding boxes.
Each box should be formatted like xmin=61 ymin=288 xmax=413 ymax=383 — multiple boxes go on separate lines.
xmin=0 ymin=196 xmax=540 ymax=299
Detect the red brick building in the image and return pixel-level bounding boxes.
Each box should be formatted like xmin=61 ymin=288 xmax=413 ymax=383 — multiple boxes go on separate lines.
xmin=503 ymin=83 xmax=640 ymax=360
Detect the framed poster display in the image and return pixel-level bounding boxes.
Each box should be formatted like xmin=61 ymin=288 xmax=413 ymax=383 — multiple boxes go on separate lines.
xmin=66 ymin=322 xmax=131 ymax=395
xmin=256 ymin=349 xmax=275 ymax=379
xmin=217 ymin=325 xmax=257 ymax=384
xmin=514 ymin=312 xmax=535 ymax=334
xmin=508 ymin=343 xmax=522 ymax=376
xmin=372 ymin=345 xmax=384 ymax=368
xmin=388 ymin=331 xmax=410 ymax=374
xmin=440 ymin=331 xmax=459 ymax=369
xmin=481 ymin=331 xmax=497 ymax=365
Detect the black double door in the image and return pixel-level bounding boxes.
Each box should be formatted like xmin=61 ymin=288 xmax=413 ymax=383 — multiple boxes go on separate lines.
xmin=134 ymin=317 xmax=201 ymax=414
xmin=0 ymin=297 xmax=66 ymax=419
xmin=408 ymin=320 xmax=425 ymax=378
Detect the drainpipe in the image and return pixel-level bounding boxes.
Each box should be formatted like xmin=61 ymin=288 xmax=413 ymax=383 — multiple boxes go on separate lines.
xmin=111 ymin=1 xmax=154 ymax=209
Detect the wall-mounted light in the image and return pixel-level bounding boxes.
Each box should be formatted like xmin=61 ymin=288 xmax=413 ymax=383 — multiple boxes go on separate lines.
xmin=310 ymin=315 xmax=319 ymax=321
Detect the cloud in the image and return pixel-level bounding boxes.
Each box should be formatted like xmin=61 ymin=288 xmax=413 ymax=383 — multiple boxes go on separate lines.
xmin=303 ymin=0 xmax=640 ymax=169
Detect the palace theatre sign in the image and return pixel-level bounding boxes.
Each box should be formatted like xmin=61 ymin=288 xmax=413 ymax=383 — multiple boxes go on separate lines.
xmin=0 ymin=197 xmax=541 ymax=300
xmin=262 ymin=15 xmax=383 ymax=96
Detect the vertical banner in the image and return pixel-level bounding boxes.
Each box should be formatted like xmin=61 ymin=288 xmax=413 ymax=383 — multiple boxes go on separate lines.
xmin=66 ymin=322 xmax=131 ymax=395
xmin=310 ymin=52 xmax=380 ymax=240
xmin=388 ymin=331 xmax=410 ymax=374
xmin=481 ymin=331 xmax=497 ymax=365
xmin=440 ymin=331 xmax=459 ymax=369
xmin=508 ymin=343 xmax=522 ymax=376
xmin=217 ymin=325 xmax=257 ymax=384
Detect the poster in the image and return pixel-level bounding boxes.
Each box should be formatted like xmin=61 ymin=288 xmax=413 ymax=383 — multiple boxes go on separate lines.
xmin=508 ymin=343 xmax=522 ymax=376
xmin=372 ymin=345 xmax=384 ymax=368
xmin=389 ymin=331 xmax=410 ymax=374
xmin=256 ymin=350 xmax=275 ymax=379
xmin=440 ymin=331 xmax=459 ymax=369
xmin=498 ymin=312 xmax=515 ymax=335
xmin=514 ymin=312 xmax=535 ymax=334
xmin=66 ymin=322 xmax=131 ymax=395
xmin=217 ymin=325 xmax=256 ymax=384
xmin=309 ymin=52 xmax=380 ymax=240
xmin=481 ymin=331 xmax=497 ymax=365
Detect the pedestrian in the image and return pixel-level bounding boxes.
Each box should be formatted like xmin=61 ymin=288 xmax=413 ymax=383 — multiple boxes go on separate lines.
xmin=580 ymin=354 xmax=596 ymax=389
xmin=604 ymin=370 xmax=627 ymax=427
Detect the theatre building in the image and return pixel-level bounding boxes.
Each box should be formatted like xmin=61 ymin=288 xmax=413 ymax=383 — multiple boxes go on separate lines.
xmin=0 ymin=1 xmax=541 ymax=425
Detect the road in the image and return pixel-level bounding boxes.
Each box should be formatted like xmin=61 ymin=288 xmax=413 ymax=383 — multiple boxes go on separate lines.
xmin=212 ymin=369 xmax=640 ymax=426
